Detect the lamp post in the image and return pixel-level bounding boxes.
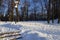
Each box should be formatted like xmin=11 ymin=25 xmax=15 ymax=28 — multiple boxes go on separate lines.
xmin=14 ymin=0 xmax=20 ymax=22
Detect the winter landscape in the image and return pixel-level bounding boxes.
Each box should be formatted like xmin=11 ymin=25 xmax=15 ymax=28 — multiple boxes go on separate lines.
xmin=0 ymin=19 xmax=60 ymax=40
xmin=0 ymin=0 xmax=60 ymax=40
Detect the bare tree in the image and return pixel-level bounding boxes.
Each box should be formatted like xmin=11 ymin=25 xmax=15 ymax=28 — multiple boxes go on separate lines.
xmin=8 ymin=0 xmax=14 ymax=21
xmin=0 ymin=0 xmax=2 ymax=6
xmin=21 ymin=0 xmax=30 ymax=21
xmin=44 ymin=0 xmax=50 ymax=23
xmin=32 ymin=0 xmax=38 ymax=20
xmin=0 ymin=0 xmax=3 ymax=21
xmin=40 ymin=0 xmax=44 ymax=19
xmin=57 ymin=0 xmax=60 ymax=23
xmin=51 ymin=0 xmax=56 ymax=23
xmin=47 ymin=0 xmax=51 ymax=23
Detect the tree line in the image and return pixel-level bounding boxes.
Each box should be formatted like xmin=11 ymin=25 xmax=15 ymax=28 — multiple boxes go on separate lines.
xmin=0 ymin=0 xmax=60 ymax=23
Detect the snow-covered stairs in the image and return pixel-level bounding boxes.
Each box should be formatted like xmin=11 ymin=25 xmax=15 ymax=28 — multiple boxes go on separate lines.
xmin=0 ymin=30 xmax=22 ymax=40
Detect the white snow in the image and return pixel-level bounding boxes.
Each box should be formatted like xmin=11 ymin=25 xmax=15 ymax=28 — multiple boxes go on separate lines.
xmin=0 ymin=20 xmax=60 ymax=40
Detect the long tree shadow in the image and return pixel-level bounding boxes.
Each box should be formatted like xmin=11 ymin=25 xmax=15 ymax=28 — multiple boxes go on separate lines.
xmin=20 ymin=30 xmax=47 ymax=40
xmin=23 ymin=33 xmax=47 ymax=40
xmin=0 ymin=23 xmax=22 ymax=30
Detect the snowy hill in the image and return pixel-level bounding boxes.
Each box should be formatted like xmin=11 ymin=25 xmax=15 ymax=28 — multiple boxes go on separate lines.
xmin=0 ymin=21 xmax=60 ymax=40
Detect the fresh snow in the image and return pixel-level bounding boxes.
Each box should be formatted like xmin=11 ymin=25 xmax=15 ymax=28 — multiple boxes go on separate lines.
xmin=0 ymin=20 xmax=60 ymax=40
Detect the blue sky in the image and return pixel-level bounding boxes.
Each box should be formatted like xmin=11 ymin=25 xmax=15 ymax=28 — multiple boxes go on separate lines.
xmin=0 ymin=0 xmax=48 ymax=15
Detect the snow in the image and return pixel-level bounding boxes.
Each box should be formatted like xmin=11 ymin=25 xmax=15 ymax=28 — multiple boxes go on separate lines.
xmin=0 ymin=20 xmax=60 ymax=40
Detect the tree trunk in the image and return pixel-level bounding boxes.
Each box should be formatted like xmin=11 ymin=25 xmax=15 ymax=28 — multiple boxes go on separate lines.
xmin=52 ymin=0 xmax=55 ymax=23
xmin=47 ymin=0 xmax=51 ymax=23
xmin=9 ymin=0 xmax=14 ymax=21
xmin=58 ymin=0 xmax=60 ymax=23
xmin=16 ymin=8 xmax=19 ymax=22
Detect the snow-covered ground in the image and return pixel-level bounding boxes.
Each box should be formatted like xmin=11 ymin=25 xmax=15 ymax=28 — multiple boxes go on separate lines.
xmin=0 ymin=20 xmax=60 ymax=40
